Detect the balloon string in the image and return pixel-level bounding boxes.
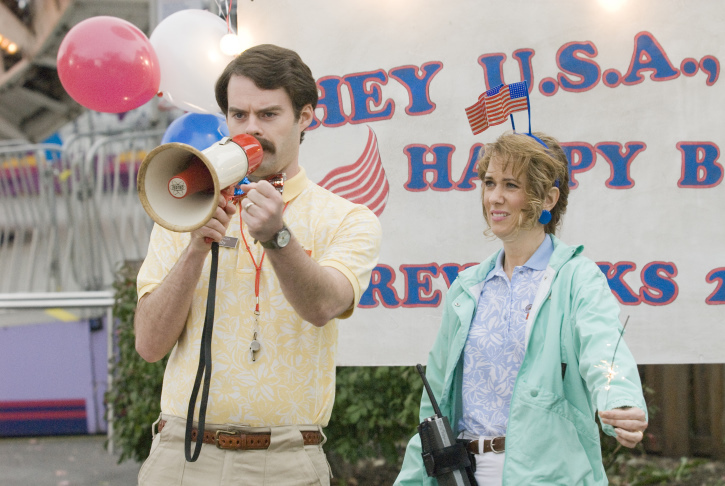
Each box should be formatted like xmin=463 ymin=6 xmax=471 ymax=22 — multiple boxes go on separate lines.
xmin=213 ymin=0 xmax=232 ymax=32
xmin=227 ymin=0 xmax=233 ymax=33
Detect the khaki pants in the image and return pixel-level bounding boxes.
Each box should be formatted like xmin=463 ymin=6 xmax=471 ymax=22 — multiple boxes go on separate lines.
xmin=138 ymin=414 xmax=332 ymax=486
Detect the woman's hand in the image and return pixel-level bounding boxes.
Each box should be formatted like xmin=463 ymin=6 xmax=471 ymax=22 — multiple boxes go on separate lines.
xmin=598 ymin=407 xmax=648 ymax=448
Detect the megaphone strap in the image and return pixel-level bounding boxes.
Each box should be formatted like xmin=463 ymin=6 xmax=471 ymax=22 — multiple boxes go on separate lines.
xmin=184 ymin=241 xmax=220 ymax=462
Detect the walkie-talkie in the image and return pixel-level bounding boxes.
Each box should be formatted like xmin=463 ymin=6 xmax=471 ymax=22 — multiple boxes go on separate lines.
xmin=416 ymin=364 xmax=475 ymax=486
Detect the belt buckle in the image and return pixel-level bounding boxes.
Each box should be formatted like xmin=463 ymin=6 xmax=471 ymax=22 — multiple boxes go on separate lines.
xmin=215 ymin=429 xmax=240 ymax=450
xmin=490 ymin=436 xmax=504 ymax=454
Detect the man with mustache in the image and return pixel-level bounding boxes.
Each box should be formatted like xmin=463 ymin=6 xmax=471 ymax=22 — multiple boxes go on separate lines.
xmin=134 ymin=44 xmax=382 ymax=485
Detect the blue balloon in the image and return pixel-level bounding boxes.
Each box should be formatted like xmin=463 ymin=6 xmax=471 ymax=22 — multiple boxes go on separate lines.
xmin=43 ymin=132 xmax=63 ymax=145
xmin=161 ymin=113 xmax=229 ymax=151
xmin=41 ymin=132 xmax=63 ymax=163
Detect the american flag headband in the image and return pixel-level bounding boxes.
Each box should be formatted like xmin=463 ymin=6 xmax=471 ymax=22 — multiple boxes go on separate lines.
xmin=464 ymin=80 xmax=548 ymax=149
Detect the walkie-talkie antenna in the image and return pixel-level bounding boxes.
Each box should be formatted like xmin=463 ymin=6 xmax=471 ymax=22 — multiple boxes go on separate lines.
xmin=417 ymin=364 xmax=443 ymax=418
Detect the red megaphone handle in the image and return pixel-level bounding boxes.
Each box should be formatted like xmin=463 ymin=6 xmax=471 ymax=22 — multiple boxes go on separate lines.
xmin=230 ymin=134 xmax=264 ymax=174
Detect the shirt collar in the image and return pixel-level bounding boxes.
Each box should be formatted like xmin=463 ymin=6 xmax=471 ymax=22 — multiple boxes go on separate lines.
xmin=281 ymin=167 xmax=309 ymax=203
xmin=526 ymin=234 xmax=554 ymax=271
xmin=486 ymin=234 xmax=554 ymax=281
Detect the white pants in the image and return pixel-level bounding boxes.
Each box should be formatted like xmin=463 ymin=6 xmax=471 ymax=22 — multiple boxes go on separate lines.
xmin=460 ymin=432 xmax=506 ymax=486
xmin=473 ymin=450 xmax=505 ymax=486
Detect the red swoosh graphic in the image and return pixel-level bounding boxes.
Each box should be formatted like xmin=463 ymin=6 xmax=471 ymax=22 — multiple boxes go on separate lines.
xmin=318 ymin=127 xmax=388 ymax=216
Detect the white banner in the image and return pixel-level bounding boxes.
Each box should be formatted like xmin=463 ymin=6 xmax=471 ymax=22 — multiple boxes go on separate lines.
xmin=238 ymin=0 xmax=724 ymax=365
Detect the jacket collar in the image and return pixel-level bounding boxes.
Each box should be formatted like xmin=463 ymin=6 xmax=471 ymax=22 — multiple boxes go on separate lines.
xmin=459 ymin=234 xmax=584 ymax=294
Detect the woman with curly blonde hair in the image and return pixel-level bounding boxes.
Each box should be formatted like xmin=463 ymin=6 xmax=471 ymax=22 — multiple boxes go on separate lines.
xmin=396 ymin=132 xmax=647 ymax=486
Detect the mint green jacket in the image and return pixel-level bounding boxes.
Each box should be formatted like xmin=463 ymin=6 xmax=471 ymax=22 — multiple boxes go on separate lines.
xmin=395 ymin=236 xmax=646 ymax=485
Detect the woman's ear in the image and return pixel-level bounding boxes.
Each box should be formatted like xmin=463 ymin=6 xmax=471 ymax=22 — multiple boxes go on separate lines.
xmin=545 ymin=186 xmax=560 ymax=211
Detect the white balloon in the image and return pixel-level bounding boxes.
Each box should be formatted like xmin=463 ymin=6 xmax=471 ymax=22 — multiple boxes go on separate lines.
xmin=150 ymin=9 xmax=235 ymax=114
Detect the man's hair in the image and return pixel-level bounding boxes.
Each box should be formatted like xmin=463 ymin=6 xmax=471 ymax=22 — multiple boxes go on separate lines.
xmin=476 ymin=132 xmax=570 ymax=235
xmin=215 ymin=44 xmax=318 ymax=142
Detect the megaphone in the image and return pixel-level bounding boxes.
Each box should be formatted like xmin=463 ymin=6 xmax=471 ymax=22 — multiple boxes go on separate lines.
xmin=137 ymin=134 xmax=263 ymax=232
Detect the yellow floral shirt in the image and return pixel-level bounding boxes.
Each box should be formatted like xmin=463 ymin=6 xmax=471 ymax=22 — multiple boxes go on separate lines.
xmin=137 ymin=167 xmax=382 ymax=426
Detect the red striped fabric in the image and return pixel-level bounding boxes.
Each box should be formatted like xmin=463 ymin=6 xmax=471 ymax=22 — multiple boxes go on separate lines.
xmin=318 ymin=127 xmax=389 ymax=217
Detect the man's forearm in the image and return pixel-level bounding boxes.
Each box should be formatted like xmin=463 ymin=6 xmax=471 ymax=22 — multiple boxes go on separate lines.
xmin=265 ymin=236 xmax=353 ymax=327
xmin=134 ymin=246 xmax=208 ymax=362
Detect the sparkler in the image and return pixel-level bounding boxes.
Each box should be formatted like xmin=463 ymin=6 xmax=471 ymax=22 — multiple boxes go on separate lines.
xmin=595 ymin=315 xmax=630 ymax=392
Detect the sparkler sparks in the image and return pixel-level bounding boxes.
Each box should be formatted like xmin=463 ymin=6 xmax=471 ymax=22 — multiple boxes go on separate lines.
xmin=595 ymin=360 xmax=619 ymax=391
xmin=597 ymin=316 xmax=630 ymax=392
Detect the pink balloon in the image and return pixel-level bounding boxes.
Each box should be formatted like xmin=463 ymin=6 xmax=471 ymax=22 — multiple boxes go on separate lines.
xmin=57 ymin=16 xmax=160 ymax=113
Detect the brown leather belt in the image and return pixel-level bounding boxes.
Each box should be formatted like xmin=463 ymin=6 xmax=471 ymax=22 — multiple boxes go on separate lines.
xmin=466 ymin=436 xmax=506 ymax=454
xmin=157 ymin=420 xmax=323 ymax=450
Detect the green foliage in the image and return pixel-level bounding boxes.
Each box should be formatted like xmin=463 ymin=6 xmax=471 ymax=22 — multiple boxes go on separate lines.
xmin=325 ymin=366 xmax=423 ymax=466
xmin=607 ymin=457 xmax=708 ymax=485
xmin=105 ymin=262 xmax=167 ymax=463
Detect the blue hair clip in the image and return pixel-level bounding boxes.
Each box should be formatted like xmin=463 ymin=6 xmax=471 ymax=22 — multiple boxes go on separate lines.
xmin=523 ymin=132 xmax=549 ymax=149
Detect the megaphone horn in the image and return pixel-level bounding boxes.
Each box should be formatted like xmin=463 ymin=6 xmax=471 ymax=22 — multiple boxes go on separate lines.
xmin=138 ymin=134 xmax=263 ymax=233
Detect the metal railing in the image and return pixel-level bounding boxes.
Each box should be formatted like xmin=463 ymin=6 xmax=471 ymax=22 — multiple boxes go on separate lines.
xmin=0 ymin=130 xmax=164 ymax=294
xmin=0 ymin=143 xmax=65 ymax=293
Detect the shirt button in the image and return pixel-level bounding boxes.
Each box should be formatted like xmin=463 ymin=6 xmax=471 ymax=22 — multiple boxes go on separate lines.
xmin=454 ymin=302 xmax=460 ymax=307
xmin=530 ymin=390 xmax=538 ymax=397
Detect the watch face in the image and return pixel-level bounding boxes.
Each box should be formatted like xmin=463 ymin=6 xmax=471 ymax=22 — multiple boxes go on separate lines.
xmin=277 ymin=228 xmax=291 ymax=247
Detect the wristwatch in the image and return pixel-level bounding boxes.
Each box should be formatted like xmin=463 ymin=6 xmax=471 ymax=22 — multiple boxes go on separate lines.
xmin=260 ymin=225 xmax=291 ymax=249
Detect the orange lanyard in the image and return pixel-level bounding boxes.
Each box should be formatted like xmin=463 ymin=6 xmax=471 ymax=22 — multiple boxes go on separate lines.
xmin=237 ymin=201 xmax=289 ymax=313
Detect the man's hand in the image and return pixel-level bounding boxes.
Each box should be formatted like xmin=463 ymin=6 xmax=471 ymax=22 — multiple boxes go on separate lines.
xmin=189 ymin=190 xmax=237 ymax=252
xmin=599 ymin=407 xmax=648 ymax=448
xmin=238 ymin=180 xmax=285 ymax=242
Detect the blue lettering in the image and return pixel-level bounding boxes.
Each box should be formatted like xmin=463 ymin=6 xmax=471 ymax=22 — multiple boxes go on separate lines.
xmin=677 ymin=142 xmax=723 ymax=187
xmin=595 ymin=142 xmax=647 ymax=189
xmin=623 ymin=32 xmax=679 ymax=84
xmin=401 ymin=264 xmax=442 ymax=307
xmin=699 ymin=55 xmax=720 ymax=86
xmin=513 ymin=49 xmax=535 ymax=92
xmin=344 ymin=70 xmax=395 ymax=123
xmin=639 ymin=262 xmax=678 ymax=306
xmin=358 ymin=264 xmax=401 ymax=308
xmin=477 ymin=53 xmax=506 ymax=90
xmin=311 ymin=76 xmax=348 ymax=129
xmin=597 ymin=261 xmax=640 ymax=305
xmin=404 ymin=144 xmax=456 ymax=191
xmin=389 ymin=62 xmax=443 ymax=116
xmin=561 ymin=143 xmax=596 ymax=189
xmin=706 ymin=268 xmax=725 ymax=305
xmin=454 ymin=144 xmax=485 ymax=191
xmin=557 ymin=41 xmax=601 ymax=92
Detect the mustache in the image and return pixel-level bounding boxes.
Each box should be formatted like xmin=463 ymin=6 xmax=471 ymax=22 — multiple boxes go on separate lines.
xmin=252 ymin=136 xmax=275 ymax=154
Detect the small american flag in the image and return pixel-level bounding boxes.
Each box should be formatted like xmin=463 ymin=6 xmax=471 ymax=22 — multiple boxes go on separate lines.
xmin=318 ymin=127 xmax=389 ymax=217
xmin=465 ymin=81 xmax=529 ymax=135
